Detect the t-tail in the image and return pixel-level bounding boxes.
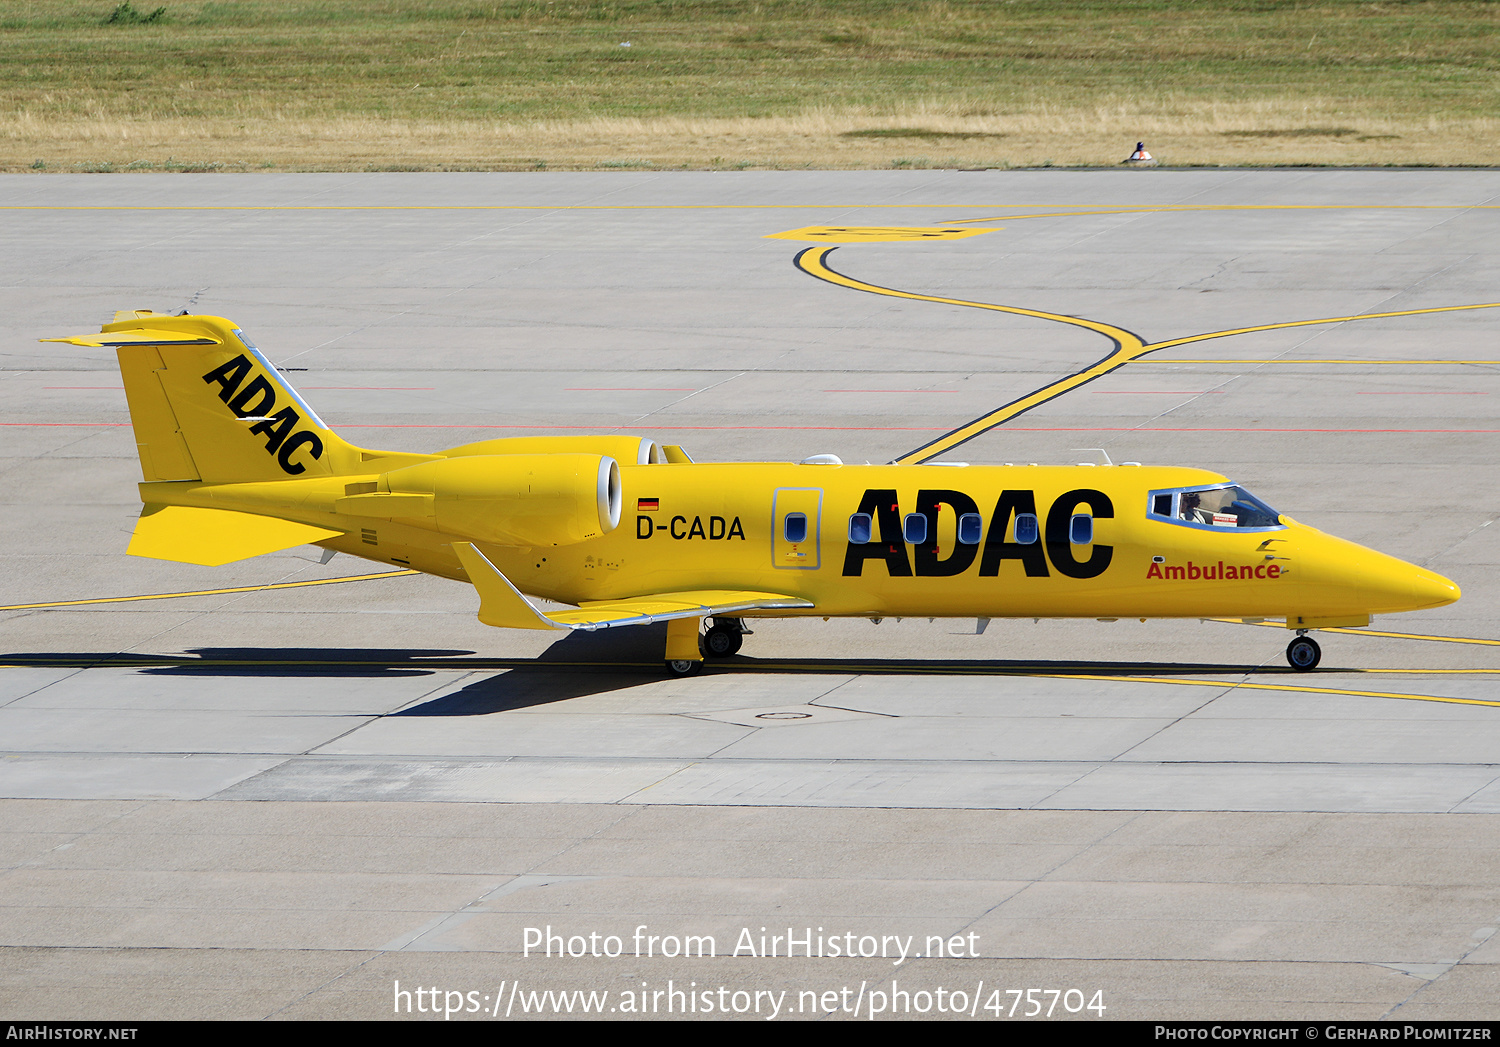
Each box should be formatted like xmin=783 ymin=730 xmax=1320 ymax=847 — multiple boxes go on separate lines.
xmin=45 ymin=311 xmax=427 ymax=565
xmin=46 ymin=310 xmax=371 ymax=483
xmin=46 ymin=311 xmax=628 ymax=570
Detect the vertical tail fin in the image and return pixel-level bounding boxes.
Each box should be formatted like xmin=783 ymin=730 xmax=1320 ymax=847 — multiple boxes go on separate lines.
xmin=46 ymin=312 xmax=361 ymax=482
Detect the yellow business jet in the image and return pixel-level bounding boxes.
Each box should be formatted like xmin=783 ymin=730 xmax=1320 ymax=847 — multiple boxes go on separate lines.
xmin=49 ymin=311 xmax=1460 ymax=675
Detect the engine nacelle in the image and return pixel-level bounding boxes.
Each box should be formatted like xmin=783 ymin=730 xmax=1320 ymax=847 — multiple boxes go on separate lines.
xmin=439 ymin=435 xmax=666 ymax=465
xmin=382 ymin=454 xmax=621 ymax=547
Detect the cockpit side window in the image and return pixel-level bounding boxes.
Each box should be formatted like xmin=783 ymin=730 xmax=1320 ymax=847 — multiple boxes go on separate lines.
xmin=1147 ymin=484 xmax=1283 ymax=532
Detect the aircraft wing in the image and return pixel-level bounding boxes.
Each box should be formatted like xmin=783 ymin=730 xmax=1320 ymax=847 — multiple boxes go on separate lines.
xmin=452 ymin=541 xmax=813 ymax=631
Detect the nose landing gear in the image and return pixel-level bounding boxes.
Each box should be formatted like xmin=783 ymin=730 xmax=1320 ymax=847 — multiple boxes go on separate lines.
xmin=1286 ymin=632 xmax=1321 ymax=672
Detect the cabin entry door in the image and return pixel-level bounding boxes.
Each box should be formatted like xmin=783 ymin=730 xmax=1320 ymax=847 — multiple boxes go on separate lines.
xmin=771 ymin=488 xmax=823 ymax=570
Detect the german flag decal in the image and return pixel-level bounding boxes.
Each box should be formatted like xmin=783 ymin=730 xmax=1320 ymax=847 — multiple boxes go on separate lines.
xmin=637 ymin=497 xmax=659 ymax=511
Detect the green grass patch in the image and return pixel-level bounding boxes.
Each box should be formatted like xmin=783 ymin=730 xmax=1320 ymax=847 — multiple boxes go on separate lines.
xmin=104 ymin=2 xmax=167 ymax=24
xmin=1 ymin=1 xmax=1495 ymax=168
xmin=3 ymin=1 xmax=1496 ymax=123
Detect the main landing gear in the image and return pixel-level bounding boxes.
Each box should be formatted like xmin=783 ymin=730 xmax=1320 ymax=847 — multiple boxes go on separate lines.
xmin=663 ymin=616 xmax=752 ymax=676
xmin=702 ymin=616 xmax=749 ymax=658
xmin=1286 ymin=632 xmax=1321 ymax=672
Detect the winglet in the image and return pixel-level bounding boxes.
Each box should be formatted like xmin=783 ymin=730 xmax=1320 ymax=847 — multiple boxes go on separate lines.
xmin=452 ymin=541 xmax=569 ymax=631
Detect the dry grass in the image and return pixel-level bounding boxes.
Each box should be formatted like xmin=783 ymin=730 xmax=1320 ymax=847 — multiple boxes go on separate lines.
xmin=7 ymin=101 xmax=1492 ymax=172
xmin=3 ymin=1 xmax=1497 ymax=172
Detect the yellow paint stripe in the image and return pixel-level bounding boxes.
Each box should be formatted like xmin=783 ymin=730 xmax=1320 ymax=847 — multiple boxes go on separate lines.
xmin=1 ymin=202 xmax=1482 ymax=214
xmin=793 ymin=243 xmax=1500 ymax=463
xmin=1322 ymin=628 xmax=1500 ymax=646
xmin=1147 ymin=359 xmax=1500 ymax=365
xmin=794 ymin=245 xmax=1151 ymax=464
xmin=766 ymin=225 xmax=991 ymax=242
xmin=1361 ymin=668 xmax=1500 ymax=674
xmin=947 ymin=204 xmax=1500 ymax=225
xmin=0 ymin=204 xmax=1060 ymax=213
xmin=740 ymin=661 xmax=1500 ymax=707
xmin=13 ymin=202 xmax=1493 ymax=216
xmin=0 ymin=570 xmax=418 ymax=611
xmin=1149 ymin=302 xmax=1500 ymax=353
xmin=794 ymin=245 xmax=1140 ymax=343
xmin=1033 ymin=673 xmax=1500 ymax=708
xmin=1212 ymin=618 xmax=1500 ymax=648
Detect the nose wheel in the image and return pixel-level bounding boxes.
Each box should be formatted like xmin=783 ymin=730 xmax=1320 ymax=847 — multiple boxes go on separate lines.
xmin=1286 ymin=635 xmax=1321 ymax=672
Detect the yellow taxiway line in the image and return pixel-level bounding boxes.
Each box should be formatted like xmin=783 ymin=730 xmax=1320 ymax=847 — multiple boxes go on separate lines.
xmin=1146 ymin=360 xmax=1500 ymax=366
xmin=6 ymin=203 xmax=1499 ymax=214
xmin=1323 ymin=629 xmax=1500 ymax=647
xmin=1145 ymin=303 xmax=1500 ymax=354
xmin=3 ymin=204 xmax=1012 ymax=212
xmin=1034 ymin=673 xmax=1500 ymax=708
xmin=1212 ymin=618 xmax=1500 ymax=648
xmin=0 ymin=570 xmax=418 ymax=612
xmin=793 ymin=245 xmax=1146 ymax=464
xmin=947 ymin=204 xmax=1500 ymax=225
xmin=792 ymin=244 xmax=1500 ymax=465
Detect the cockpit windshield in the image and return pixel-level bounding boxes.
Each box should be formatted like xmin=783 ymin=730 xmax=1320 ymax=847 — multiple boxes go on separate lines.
xmin=1148 ymin=484 xmax=1283 ymax=531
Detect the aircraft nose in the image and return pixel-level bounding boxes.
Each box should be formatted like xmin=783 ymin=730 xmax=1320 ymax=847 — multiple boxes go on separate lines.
xmin=1407 ymin=567 xmax=1461 ymax=609
xmin=1298 ymin=528 xmax=1461 ymax=615
xmin=1365 ymin=560 xmax=1461 ymax=612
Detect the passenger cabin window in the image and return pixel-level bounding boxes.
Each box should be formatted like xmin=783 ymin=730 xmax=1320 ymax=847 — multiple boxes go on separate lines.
xmin=847 ymin=513 xmax=872 ymax=545
xmin=1147 ymin=484 xmax=1284 ymax=532
xmin=784 ymin=513 xmax=808 ymax=544
xmin=903 ymin=513 xmax=927 ymax=545
xmin=1070 ymin=514 xmax=1093 ymax=545
xmin=1014 ymin=513 xmax=1039 ymax=545
xmin=958 ymin=513 xmax=983 ymax=545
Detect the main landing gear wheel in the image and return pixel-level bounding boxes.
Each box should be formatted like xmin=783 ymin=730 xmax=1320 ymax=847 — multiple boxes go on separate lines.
xmin=702 ymin=618 xmax=744 ymax=658
xmin=665 ymin=659 xmax=703 ymax=678
xmin=1286 ymin=636 xmax=1321 ymax=672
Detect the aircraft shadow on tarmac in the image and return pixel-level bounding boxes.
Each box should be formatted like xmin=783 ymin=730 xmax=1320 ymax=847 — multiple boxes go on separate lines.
xmin=1 ymin=627 xmax=1296 ymax=713
xmin=0 ymin=648 xmax=472 ymax=677
xmin=392 ymin=655 xmax=1277 ymax=716
xmin=396 ymin=667 xmax=654 ymax=714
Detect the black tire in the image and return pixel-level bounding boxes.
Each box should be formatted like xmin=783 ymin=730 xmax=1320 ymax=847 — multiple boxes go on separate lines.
xmin=1286 ymin=636 xmax=1321 ymax=672
xmin=665 ymin=659 xmax=703 ymax=677
xmin=703 ymin=626 xmax=743 ymax=657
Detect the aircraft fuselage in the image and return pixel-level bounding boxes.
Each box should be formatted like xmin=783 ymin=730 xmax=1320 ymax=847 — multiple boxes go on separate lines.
xmin=298 ymin=461 xmax=1456 ymax=627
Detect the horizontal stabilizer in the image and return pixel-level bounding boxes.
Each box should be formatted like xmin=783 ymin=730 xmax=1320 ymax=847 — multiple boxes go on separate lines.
xmin=42 ymin=330 xmax=222 ymax=348
xmin=128 ymin=504 xmax=343 ymax=566
xmin=452 ymin=541 xmax=812 ymax=632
